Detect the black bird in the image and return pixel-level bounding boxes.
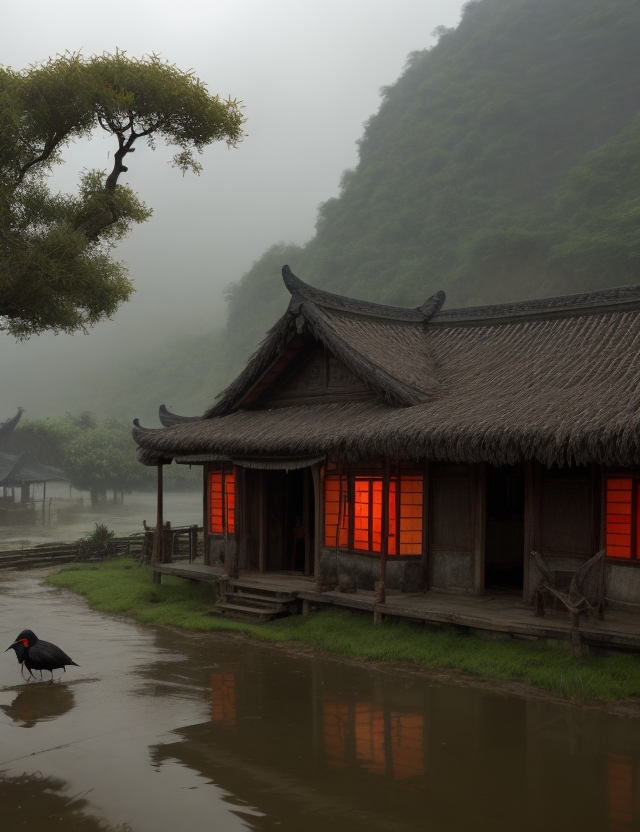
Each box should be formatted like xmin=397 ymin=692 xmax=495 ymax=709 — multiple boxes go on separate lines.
xmin=5 ymin=629 xmax=79 ymax=681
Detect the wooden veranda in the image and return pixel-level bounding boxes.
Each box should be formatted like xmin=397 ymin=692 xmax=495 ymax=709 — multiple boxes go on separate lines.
xmin=153 ymin=562 xmax=640 ymax=652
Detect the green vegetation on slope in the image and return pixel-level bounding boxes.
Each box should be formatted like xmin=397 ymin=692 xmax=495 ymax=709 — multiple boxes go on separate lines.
xmin=96 ymin=0 xmax=640 ymax=417
xmin=226 ymin=0 xmax=640 ymax=346
xmin=47 ymin=559 xmax=640 ymax=703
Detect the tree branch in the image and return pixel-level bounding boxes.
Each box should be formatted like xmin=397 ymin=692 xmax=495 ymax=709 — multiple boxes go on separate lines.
xmin=16 ymin=134 xmax=62 ymax=185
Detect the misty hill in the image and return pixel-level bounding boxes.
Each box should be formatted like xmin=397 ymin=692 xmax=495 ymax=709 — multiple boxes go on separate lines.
xmin=101 ymin=0 xmax=640 ymax=421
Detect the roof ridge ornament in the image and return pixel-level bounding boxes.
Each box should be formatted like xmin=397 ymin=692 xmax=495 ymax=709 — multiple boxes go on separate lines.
xmin=418 ymin=291 xmax=446 ymax=321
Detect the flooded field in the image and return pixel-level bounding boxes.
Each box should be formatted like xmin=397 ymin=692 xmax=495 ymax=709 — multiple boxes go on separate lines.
xmin=1 ymin=570 xmax=640 ymax=832
xmin=0 ymin=485 xmax=202 ymax=549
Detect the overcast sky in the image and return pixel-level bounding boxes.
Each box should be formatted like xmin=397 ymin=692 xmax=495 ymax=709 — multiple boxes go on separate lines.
xmin=0 ymin=0 xmax=466 ymax=420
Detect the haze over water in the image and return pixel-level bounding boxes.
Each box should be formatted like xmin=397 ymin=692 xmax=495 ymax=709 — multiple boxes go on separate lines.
xmin=1 ymin=570 xmax=638 ymax=832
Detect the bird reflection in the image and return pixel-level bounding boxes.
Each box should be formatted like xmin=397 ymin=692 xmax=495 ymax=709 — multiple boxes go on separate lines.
xmin=0 ymin=682 xmax=75 ymax=727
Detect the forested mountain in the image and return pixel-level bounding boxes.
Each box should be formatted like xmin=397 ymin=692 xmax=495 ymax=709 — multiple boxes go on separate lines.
xmin=101 ymin=0 xmax=640 ymax=420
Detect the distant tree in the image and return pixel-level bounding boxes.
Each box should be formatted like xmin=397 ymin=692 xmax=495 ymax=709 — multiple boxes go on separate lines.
xmin=12 ymin=412 xmax=198 ymax=504
xmin=64 ymin=418 xmax=146 ymax=504
xmin=0 ymin=51 xmax=245 ymax=338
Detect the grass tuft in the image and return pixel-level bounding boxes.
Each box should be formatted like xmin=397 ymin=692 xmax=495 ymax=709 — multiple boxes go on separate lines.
xmin=45 ymin=559 xmax=640 ymax=703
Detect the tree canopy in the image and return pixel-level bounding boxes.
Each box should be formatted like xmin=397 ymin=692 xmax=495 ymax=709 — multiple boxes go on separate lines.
xmin=0 ymin=52 xmax=245 ymax=337
xmin=8 ymin=412 xmax=197 ymax=501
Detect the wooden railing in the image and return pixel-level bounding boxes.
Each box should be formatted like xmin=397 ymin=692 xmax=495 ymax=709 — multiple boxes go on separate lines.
xmin=0 ymin=535 xmax=145 ymax=570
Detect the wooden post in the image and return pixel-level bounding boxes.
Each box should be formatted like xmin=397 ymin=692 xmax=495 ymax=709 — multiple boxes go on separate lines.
xmin=311 ymin=462 xmax=324 ymax=593
xmin=258 ymin=470 xmax=266 ymax=573
xmin=599 ymin=464 xmax=606 ymax=553
xmin=421 ymin=459 xmax=430 ymax=592
xmin=523 ymin=460 xmax=541 ymax=603
xmin=152 ymin=463 xmax=164 ymax=584
xmin=42 ymin=481 xmax=47 ymax=524
xmin=230 ymin=465 xmax=242 ymax=579
xmin=203 ymin=464 xmax=210 ymax=566
xmin=303 ymin=468 xmax=311 ymax=576
xmin=472 ymin=462 xmax=486 ymax=596
xmin=376 ymin=459 xmax=390 ymax=605
xmin=189 ymin=524 xmax=198 ymax=563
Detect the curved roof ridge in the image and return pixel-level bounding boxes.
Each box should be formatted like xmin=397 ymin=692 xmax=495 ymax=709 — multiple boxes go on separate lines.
xmin=283 ymin=265 xmax=445 ymax=323
xmin=432 ymin=283 xmax=640 ymax=326
xmin=159 ymin=404 xmax=201 ymax=427
xmin=0 ymin=408 xmax=24 ymax=441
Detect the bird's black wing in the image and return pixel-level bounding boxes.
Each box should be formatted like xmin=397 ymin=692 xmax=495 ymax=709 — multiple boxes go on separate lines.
xmin=29 ymin=640 xmax=78 ymax=668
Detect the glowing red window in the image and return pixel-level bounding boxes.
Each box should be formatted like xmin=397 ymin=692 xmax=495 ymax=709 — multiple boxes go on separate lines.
xmin=388 ymin=476 xmax=423 ymax=556
xmin=606 ymin=478 xmax=634 ymax=559
xmin=210 ymin=469 xmax=235 ymax=534
xmin=324 ymin=476 xmax=348 ymax=548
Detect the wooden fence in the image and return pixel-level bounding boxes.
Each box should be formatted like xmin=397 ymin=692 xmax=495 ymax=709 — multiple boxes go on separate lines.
xmin=0 ymin=535 xmax=145 ymax=570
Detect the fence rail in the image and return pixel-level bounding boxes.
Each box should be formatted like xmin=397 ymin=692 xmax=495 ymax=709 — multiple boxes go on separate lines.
xmin=0 ymin=535 xmax=145 ymax=570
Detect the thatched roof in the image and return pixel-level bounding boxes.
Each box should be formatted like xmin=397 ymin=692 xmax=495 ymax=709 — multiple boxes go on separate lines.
xmin=133 ymin=268 xmax=640 ymax=468
xmin=0 ymin=452 xmax=68 ymax=486
xmin=158 ymin=405 xmax=200 ymax=428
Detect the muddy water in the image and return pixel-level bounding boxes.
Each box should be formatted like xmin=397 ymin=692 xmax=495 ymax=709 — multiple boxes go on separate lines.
xmin=1 ymin=572 xmax=640 ymax=832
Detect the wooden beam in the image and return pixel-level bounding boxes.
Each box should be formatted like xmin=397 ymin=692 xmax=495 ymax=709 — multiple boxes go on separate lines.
xmin=599 ymin=464 xmax=606 ymax=552
xmin=523 ymin=460 xmax=541 ymax=603
xmin=152 ymin=463 xmax=164 ymax=583
xmin=311 ymin=462 xmax=324 ymax=592
xmin=231 ymin=465 xmax=242 ymax=579
xmin=472 ymin=462 xmax=486 ymax=596
xmin=258 ymin=470 xmax=266 ymax=573
xmin=378 ymin=459 xmax=390 ymax=605
xmin=421 ymin=459 xmax=430 ymax=592
xmin=203 ymin=464 xmax=210 ymax=565
xmin=303 ymin=468 xmax=311 ymax=576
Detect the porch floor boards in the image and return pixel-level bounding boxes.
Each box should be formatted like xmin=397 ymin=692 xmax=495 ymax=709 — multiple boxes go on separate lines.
xmin=153 ymin=562 xmax=640 ymax=651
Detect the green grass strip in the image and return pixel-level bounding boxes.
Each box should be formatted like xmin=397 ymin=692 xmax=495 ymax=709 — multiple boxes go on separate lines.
xmin=45 ymin=559 xmax=640 ymax=703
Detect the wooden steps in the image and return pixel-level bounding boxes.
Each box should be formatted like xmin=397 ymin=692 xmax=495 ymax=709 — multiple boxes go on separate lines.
xmin=211 ymin=583 xmax=298 ymax=623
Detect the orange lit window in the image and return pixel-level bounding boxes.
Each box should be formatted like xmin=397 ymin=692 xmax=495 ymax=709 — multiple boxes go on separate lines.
xmin=325 ymin=475 xmax=348 ymax=548
xmin=324 ymin=472 xmax=424 ymax=555
xmin=389 ymin=476 xmax=423 ymax=556
xmin=606 ymin=478 xmax=635 ymax=559
xmin=354 ymin=477 xmax=382 ymax=552
xmin=210 ymin=469 xmax=235 ymax=534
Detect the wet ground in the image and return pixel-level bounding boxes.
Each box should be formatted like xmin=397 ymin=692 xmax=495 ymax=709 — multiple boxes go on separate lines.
xmin=1 ymin=570 xmax=640 ymax=832
xmin=0 ymin=488 xmax=201 ymax=549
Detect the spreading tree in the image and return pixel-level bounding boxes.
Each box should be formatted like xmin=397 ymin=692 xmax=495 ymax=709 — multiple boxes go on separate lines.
xmin=0 ymin=51 xmax=245 ymax=337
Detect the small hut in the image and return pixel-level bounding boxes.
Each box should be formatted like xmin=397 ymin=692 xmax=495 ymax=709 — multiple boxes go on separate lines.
xmin=133 ymin=267 xmax=640 ymax=607
xmin=0 ymin=409 xmax=68 ymax=521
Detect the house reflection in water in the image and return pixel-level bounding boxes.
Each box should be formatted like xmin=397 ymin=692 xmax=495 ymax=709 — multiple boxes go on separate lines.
xmin=323 ymin=697 xmax=424 ymax=781
xmin=608 ymin=753 xmax=640 ymax=832
xmin=149 ymin=644 xmax=640 ymax=832
xmin=210 ymin=674 xmax=236 ymax=727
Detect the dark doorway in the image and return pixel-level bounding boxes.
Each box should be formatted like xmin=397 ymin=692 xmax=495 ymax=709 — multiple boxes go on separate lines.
xmin=265 ymin=469 xmax=314 ymax=573
xmin=485 ymin=465 xmax=524 ymax=589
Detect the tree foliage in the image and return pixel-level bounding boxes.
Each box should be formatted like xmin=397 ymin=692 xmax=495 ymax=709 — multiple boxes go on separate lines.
xmin=9 ymin=413 xmax=197 ymax=499
xmin=0 ymin=52 xmax=245 ymax=337
xmin=69 ymin=0 xmax=640 ymax=420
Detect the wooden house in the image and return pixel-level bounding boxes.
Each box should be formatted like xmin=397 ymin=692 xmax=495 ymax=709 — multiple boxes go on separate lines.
xmin=133 ymin=267 xmax=640 ymax=607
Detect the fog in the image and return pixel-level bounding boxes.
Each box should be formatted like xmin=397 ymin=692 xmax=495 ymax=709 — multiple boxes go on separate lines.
xmin=0 ymin=0 xmax=466 ymax=422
